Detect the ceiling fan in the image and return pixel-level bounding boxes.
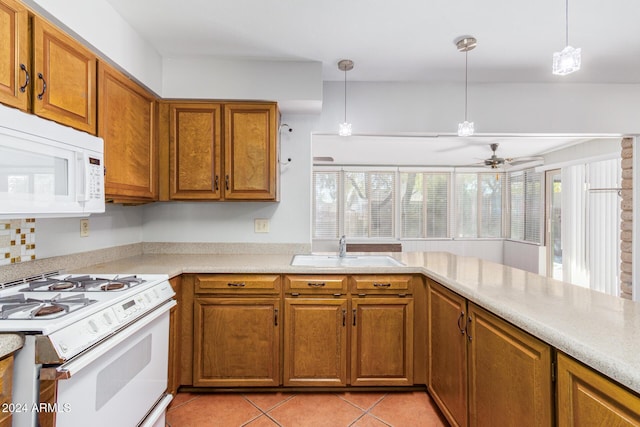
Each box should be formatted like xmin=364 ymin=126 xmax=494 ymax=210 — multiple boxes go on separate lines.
xmin=479 ymin=143 xmax=542 ymax=169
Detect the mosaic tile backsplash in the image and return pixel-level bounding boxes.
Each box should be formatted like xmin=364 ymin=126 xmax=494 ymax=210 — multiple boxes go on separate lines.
xmin=0 ymin=219 xmax=36 ymax=266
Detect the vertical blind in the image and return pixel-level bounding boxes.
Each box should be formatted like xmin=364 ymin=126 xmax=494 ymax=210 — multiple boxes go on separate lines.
xmin=509 ymin=170 xmax=542 ymax=244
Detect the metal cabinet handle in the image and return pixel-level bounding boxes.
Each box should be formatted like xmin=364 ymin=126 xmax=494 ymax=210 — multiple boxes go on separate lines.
xmin=214 ymin=175 xmax=219 ymax=191
xmin=307 ymin=282 xmax=326 ymax=287
xmin=274 ymin=308 xmax=278 ymax=326
xmin=225 ymin=175 xmax=230 ymax=190
xmin=457 ymin=312 xmax=466 ymax=334
xmin=352 ymin=309 xmax=357 ymax=326
xmin=466 ymin=317 xmax=472 ymax=342
xmin=19 ymin=64 xmax=29 ymax=93
xmin=37 ymin=73 xmax=46 ymax=100
xmin=342 ymin=309 xmax=346 ymax=327
xmin=373 ymin=283 xmax=391 ymax=288
xmin=227 ymin=282 xmax=246 ymax=287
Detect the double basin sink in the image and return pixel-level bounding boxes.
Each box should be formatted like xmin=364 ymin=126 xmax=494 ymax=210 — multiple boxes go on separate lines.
xmin=291 ymin=254 xmax=404 ymax=268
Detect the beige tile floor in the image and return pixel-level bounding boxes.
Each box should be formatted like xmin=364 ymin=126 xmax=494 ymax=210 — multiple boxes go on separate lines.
xmin=166 ymin=391 xmax=448 ymax=426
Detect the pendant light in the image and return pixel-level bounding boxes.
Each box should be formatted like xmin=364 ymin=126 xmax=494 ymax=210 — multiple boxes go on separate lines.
xmin=456 ymin=36 xmax=476 ymax=137
xmin=338 ymin=59 xmax=354 ymax=136
xmin=552 ymin=0 xmax=581 ymax=75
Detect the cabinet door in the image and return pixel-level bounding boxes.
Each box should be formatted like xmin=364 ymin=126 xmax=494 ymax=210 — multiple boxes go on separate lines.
xmin=98 ymin=62 xmax=157 ymax=202
xmin=223 ymin=103 xmax=278 ymax=200
xmin=0 ymin=356 xmax=12 ymax=427
xmin=169 ymin=103 xmax=222 ymax=200
xmin=351 ymin=297 xmax=413 ymax=386
xmin=427 ymin=280 xmax=467 ymax=427
xmin=467 ymin=303 xmax=553 ymax=427
xmin=283 ymin=298 xmax=348 ymax=386
xmin=193 ymin=297 xmax=280 ymax=387
xmin=557 ymin=352 xmax=640 ymax=426
xmin=0 ymin=0 xmax=29 ymax=111
xmin=32 ymin=17 xmax=96 ymax=134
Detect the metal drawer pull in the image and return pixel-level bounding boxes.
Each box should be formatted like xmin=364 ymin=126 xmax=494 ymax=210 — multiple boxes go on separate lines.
xmin=457 ymin=312 xmax=465 ymax=334
xmin=352 ymin=309 xmax=357 ymax=326
xmin=342 ymin=309 xmax=346 ymax=327
xmin=227 ymin=282 xmax=246 ymax=287
xmin=19 ymin=64 xmax=29 ymax=93
xmin=214 ymin=175 xmax=219 ymax=191
xmin=274 ymin=308 xmax=278 ymax=326
xmin=225 ymin=175 xmax=230 ymax=190
xmin=307 ymin=282 xmax=326 ymax=287
xmin=373 ymin=283 xmax=391 ymax=287
xmin=466 ymin=317 xmax=473 ymax=341
xmin=37 ymin=73 xmax=46 ymax=100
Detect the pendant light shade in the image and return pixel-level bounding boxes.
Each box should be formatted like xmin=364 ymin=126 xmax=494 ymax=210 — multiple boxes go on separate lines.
xmin=338 ymin=59 xmax=354 ymax=136
xmin=455 ymin=36 xmax=476 ymax=137
xmin=552 ymin=0 xmax=581 ymax=75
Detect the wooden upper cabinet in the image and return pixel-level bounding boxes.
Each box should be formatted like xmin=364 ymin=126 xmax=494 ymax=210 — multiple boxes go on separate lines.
xmin=98 ymin=62 xmax=157 ymax=202
xmin=0 ymin=0 xmax=29 ymax=111
xmin=168 ymin=103 xmax=222 ymax=200
xmin=224 ymin=102 xmax=278 ymax=200
xmin=32 ymin=16 xmax=96 ymax=134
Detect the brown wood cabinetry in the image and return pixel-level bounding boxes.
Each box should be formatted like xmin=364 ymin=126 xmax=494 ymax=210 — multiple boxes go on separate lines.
xmin=427 ymin=279 xmax=552 ymax=427
xmin=160 ymin=101 xmax=278 ymax=201
xmin=0 ymin=0 xmax=29 ymax=111
xmin=98 ymin=62 xmax=157 ymax=202
xmin=192 ymin=274 xmax=281 ymax=387
xmin=350 ymin=275 xmax=414 ymax=386
xmin=32 ymin=16 xmax=96 ymax=134
xmin=557 ymin=352 xmax=640 ymax=426
xmin=0 ymin=3 xmax=97 ymax=134
xmin=283 ymin=274 xmax=348 ymax=386
xmin=0 ymin=355 xmax=12 ymax=427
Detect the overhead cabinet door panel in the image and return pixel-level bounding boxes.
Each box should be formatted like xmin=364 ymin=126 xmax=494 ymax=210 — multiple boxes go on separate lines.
xmin=0 ymin=0 xmax=29 ymax=111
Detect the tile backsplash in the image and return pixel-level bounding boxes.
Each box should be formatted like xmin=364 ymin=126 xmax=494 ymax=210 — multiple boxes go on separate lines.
xmin=0 ymin=219 xmax=36 ymax=266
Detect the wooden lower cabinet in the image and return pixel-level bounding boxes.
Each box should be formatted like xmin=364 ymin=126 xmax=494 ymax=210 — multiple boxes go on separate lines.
xmin=0 ymin=355 xmax=12 ymax=427
xmin=557 ymin=352 xmax=640 ymax=426
xmin=167 ymin=276 xmax=181 ymax=395
xmin=351 ymin=297 xmax=414 ymax=386
xmin=193 ymin=297 xmax=280 ymax=387
xmin=467 ymin=303 xmax=553 ymax=426
xmin=427 ymin=279 xmax=553 ymax=427
xmin=283 ymin=298 xmax=348 ymax=386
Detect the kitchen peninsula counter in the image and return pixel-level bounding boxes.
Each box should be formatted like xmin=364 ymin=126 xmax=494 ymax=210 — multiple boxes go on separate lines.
xmin=0 ymin=334 xmax=23 ymax=359
xmin=77 ymin=251 xmax=640 ymax=395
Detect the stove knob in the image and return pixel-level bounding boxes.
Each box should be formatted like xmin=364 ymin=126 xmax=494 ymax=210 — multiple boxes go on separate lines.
xmin=88 ymin=320 xmax=99 ymax=334
xmin=103 ymin=313 xmax=113 ymax=325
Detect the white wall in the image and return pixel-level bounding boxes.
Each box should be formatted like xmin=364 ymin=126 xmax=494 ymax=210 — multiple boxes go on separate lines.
xmin=35 ymin=204 xmax=143 ymax=258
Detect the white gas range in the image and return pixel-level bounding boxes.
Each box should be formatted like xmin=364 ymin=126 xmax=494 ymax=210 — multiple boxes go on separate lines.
xmin=0 ymin=272 xmax=176 ymax=427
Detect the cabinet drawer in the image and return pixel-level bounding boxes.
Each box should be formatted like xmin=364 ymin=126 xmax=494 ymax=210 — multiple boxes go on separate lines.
xmin=284 ymin=275 xmax=348 ymax=294
xmin=350 ymin=275 xmax=413 ymax=294
xmin=195 ymin=274 xmax=281 ymax=294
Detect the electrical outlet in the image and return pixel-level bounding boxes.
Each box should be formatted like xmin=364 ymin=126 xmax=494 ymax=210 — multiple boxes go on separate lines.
xmin=80 ymin=218 xmax=90 ymax=237
xmin=254 ymin=218 xmax=269 ymax=233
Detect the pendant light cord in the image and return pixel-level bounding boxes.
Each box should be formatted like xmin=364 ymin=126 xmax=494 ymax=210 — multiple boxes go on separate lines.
xmin=343 ymin=68 xmax=347 ymax=123
xmin=464 ymin=50 xmax=468 ymax=121
xmin=565 ymin=0 xmax=569 ymax=46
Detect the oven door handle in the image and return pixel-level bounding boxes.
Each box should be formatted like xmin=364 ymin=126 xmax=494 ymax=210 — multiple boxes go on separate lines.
xmin=41 ymin=299 xmax=176 ymax=380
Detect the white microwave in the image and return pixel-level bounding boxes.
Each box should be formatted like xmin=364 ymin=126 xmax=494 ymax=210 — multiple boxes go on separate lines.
xmin=0 ymin=104 xmax=105 ymax=218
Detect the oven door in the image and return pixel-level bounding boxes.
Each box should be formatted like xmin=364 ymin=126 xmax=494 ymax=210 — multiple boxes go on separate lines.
xmin=42 ymin=300 xmax=175 ymax=427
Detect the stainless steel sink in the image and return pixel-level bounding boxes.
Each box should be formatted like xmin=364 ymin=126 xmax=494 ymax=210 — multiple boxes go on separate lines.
xmin=290 ymin=254 xmax=404 ymax=267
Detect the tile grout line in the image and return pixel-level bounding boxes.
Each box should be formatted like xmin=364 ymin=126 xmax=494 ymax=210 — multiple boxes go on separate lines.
xmin=362 ymin=393 xmax=394 ymax=427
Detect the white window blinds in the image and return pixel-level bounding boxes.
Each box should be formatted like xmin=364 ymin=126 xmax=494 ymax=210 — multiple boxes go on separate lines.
xmin=509 ymin=169 xmax=542 ymax=244
xmin=400 ymin=172 xmax=450 ymax=238
xmin=344 ymin=170 xmax=395 ymax=238
xmin=455 ymin=172 xmax=503 ymax=238
xmin=312 ymin=170 xmax=340 ymax=238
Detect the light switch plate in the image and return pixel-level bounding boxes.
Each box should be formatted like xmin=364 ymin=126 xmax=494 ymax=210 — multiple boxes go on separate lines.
xmin=254 ymin=218 xmax=269 ymax=233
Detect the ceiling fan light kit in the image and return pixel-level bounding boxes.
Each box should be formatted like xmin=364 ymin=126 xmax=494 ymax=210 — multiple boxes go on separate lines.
xmin=456 ymin=36 xmax=477 ymax=137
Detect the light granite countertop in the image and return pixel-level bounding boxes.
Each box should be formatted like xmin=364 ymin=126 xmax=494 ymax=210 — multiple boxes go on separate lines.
xmin=0 ymin=333 xmax=24 ymax=359
xmin=76 ymin=251 xmax=640 ymax=395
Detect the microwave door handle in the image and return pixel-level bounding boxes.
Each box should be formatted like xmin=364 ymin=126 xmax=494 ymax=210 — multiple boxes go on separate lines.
xmin=76 ymin=152 xmax=89 ymax=202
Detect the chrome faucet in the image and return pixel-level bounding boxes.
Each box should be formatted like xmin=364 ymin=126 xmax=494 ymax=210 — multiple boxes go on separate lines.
xmin=338 ymin=235 xmax=347 ymax=257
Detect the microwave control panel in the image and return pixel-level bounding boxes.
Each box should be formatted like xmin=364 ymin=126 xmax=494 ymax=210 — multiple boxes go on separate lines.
xmin=88 ymin=157 xmax=103 ymax=200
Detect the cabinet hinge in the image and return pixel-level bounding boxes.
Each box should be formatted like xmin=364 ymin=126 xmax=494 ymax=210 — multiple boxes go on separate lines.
xmin=551 ymin=361 xmax=556 ymax=382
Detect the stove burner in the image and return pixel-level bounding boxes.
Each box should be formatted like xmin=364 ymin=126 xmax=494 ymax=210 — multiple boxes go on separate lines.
xmin=100 ymin=282 xmax=125 ymax=291
xmin=34 ymin=305 xmax=65 ymax=317
xmin=48 ymin=282 xmax=75 ymax=291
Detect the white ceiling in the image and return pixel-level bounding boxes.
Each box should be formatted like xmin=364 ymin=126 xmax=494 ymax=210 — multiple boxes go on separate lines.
xmin=104 ymin=0 xmax=640 ymax=83
xmin=102 ymin=0 xmax=631 ymax=165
